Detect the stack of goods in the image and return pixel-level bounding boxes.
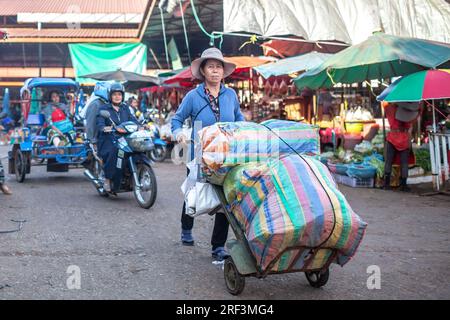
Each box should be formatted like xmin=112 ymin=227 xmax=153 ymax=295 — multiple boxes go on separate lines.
xmin=198 ymin=120 xmax=366 ymax=272
xmin=199 ymin=120 xmax=319 ymax=185
xmin=222 ymin=154 xmax=367 ymax=272
xmin=325 ymin=145 xmax=379 ymax=186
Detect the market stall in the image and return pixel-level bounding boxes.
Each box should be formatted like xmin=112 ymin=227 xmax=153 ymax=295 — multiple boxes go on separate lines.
xmin=249 ymin=52 xmax=332 ymax=123
xmin=377 ymin=69 xmax=450 ymax=192
xmin=294 ymin=33 xmax=450 ymax=189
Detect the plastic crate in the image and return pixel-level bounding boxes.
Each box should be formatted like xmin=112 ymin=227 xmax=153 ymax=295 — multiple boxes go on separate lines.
xmin=332 ymin=173 xmax=374 ymax=188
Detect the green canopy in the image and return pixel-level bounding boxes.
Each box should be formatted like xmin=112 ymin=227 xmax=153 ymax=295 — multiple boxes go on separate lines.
xmin=157 ymin=67 xmax=189 ymax=78
xmin=69 ymin=43 xmax=147 ymax=84
xmin=294 ymin=33 xmax=450 ymax=89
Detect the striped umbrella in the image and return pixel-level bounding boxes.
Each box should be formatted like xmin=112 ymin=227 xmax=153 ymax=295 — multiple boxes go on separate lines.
xmin=377 ymin=69 xmax=450 ymax=102
xmin=377 ymin=69 xmax=450 ymax=133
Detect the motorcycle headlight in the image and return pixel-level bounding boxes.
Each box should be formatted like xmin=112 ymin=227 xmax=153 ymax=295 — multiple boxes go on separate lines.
xmin=127 ymin=131 xmax=154 ymax=152
xmin=125 ymin=124 xmax=139 ymax=133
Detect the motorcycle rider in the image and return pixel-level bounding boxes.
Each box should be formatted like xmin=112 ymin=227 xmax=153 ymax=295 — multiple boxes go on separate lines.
xmin=96 ymin=83 xmax=140 ymax=192
xmin=83 ymin=82 xmax=111 ymax=147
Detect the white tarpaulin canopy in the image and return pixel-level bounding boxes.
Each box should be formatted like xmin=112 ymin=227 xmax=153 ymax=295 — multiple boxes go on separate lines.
xmin=223 ymin=0 xmax=450 ymax=45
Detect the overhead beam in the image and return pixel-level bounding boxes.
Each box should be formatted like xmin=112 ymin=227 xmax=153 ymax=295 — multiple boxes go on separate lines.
xmin=138 ymin=0 xmax=157 ymax=42
xmin=0 ymin=67 xmax=162 ymax=79
xmin=0 ymin=81 xmax=26 ymax=87
xmin=4 ymin=37 xmax=141 ymax=43
xmin=0 ymin=67 xmax=76 ymax=78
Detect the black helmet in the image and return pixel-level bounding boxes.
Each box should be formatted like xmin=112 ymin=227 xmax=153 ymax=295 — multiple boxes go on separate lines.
xmin=108 ymin=82 xmax=125 ymax=103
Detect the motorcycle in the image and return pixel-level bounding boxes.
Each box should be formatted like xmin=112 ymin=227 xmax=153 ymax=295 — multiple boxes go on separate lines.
xmin=140 ymin=115 xmax=167 ymax=163
xmin=84 ymin=110 xmax=157 ymax=209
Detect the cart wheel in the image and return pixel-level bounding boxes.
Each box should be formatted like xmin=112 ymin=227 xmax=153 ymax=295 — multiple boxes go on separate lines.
xmin=224 ymin=257 xmax=245 ymax=295
xmin=14 ymin=149 xmax=27 ymax=183
xmin=305 ymin=268 xmax=329 ymax=288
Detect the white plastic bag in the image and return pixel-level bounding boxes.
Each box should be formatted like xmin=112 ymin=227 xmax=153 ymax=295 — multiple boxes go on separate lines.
xmin=180 ymin=161 xmax=221 ymax=217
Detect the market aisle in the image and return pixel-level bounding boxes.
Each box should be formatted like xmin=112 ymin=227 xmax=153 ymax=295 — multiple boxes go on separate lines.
xmin=0 ymin=146 xmax=449 ymax=299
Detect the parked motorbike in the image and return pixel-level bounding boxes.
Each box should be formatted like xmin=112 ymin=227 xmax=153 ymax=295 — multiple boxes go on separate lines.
xmin=84 ymin=110 xmax=157 ymax=209
xmin=140 ymin=114 xmax=167 ymax=163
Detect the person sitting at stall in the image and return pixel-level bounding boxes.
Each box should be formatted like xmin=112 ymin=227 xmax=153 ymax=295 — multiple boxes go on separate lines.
xmin=383 ymin=102 xmax=422 ymax=192
xmin=96 ymin=83 xmax=140 ymax=193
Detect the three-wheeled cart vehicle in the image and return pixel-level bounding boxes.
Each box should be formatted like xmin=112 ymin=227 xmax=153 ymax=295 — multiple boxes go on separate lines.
xmin=8 ymin=78 xmax=92 ymax=182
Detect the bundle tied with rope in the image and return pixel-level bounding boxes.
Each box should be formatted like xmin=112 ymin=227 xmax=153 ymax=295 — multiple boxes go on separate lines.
xmin=197 ymin=120 xmax=367 ymax=272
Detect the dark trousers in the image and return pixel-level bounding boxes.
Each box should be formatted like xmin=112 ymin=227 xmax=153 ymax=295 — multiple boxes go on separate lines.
xmin=98 ymin=136 xmax=123 ymax=189
xmin=384 ymin=141 xmax=409 ymax=178
xmin=181 ymin=169 xmax=229 ymax=250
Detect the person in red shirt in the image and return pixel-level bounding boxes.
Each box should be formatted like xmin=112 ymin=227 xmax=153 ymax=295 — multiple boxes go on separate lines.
xmin=383 ymin=102 xmax=422 ymax=191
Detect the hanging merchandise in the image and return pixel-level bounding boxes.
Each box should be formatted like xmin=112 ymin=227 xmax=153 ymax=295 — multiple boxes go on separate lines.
xmin=279 ymin=79 xmax=288 ymax=96
xmin=169 ymin=90 xmax=177 ymax=108
xmin=258 ymin=75 xmax=264 ymax=89
xmin=289 ymin=83 xmax=297 ymax=96
xmin=272 ymin=80 xmax=280 ymax=97
xmin=264 ymin=80 xmax=272 ymax=96
xmin=252 ymin=75 xmax=260 ymax=94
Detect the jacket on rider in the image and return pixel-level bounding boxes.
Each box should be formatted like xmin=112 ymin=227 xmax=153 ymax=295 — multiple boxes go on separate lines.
xmin=83 ymin=81 xmax=112 ymax=143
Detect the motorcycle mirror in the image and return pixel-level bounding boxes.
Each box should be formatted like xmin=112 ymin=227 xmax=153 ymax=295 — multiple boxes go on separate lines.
xmin=100 ymin=110 xmax=111 ymax=119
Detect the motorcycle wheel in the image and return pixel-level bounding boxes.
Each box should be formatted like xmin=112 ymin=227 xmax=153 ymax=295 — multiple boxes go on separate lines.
xmin=133 ymin=163 xmax=157 ymax=209
xmin=149 ymin=146 xmax=166 ymax=162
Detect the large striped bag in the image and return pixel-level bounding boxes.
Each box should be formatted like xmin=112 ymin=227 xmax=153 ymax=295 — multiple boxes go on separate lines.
xmin=223 ymin=154 xmax=367 ymax=272
xmin=199 ymin=120 xmax=320 ymax=185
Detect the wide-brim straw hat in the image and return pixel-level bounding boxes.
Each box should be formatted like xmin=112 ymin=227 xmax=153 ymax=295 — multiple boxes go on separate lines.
xmin=191 ymin=47 xmax=236 ymax=81
xmin=395 ymin=102 xmax=420 ymax=122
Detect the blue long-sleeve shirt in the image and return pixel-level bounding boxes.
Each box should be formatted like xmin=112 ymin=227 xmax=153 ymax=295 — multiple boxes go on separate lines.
xmin=171 ymin=83 xmax=245 ymax=160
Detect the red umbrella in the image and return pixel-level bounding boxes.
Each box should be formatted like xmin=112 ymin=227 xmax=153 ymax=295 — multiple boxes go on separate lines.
xmin=164 ymin=68 xmax=196 ymax=84
xmin=163 ymin=56 xmax=272 ymax=84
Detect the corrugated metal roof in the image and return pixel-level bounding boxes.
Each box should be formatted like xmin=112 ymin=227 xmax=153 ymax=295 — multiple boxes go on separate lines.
xmin=5 ymin=28 xmax=139 ymax=38
xmin=0 ymin=0 xmax=149 ymax=15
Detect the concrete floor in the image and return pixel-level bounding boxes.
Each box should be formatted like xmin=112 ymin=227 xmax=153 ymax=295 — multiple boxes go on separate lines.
xmin=0 ymin=146 xmax=449 ymax=299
